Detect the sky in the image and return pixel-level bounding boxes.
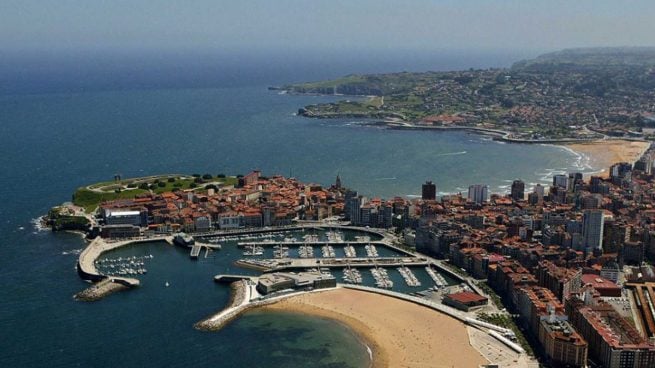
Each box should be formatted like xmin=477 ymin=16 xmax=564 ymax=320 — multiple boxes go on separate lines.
xmin=1 ymin=0 xmax=654 ymax=94
xmin=2 ymin=0 xmax=654 ymax=54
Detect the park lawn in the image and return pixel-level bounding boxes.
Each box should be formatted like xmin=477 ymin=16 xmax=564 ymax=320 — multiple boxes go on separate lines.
xmin=73 ymin=176 xmax=239 ymax=212
xmin=73 ymin=188 xmax=149 ymax=213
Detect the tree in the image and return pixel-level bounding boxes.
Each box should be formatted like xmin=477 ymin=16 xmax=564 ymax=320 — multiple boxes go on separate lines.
xmin=167 ymin=177 xmax=176 ymax=183
xmin=139 ymin=183 xmax=149 ymax=190
xmin=217 ymin=174 xmax=226 ymax=178
xmin=202 ymin=173 xmax=213 ymax=180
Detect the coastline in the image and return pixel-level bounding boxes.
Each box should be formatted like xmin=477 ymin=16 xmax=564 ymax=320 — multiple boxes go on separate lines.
xmin=254 ymin=288 xmax=488 ymax=368
xmin=562 ymin=140 xmax=651 ymax=178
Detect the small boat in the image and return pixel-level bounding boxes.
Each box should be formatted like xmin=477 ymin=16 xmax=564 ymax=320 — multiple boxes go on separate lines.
xmin=165 ymin=281 xmax=170 ymax=287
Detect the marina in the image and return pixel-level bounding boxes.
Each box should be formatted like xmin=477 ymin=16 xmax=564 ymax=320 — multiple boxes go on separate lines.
xmin=94 ymin=254 xmax=153 ymax=276
xmin=426 ymin=265 xmax=449 ymax=288
xmin=237 ymin=240 xmax=387 ymax=248
xmin=297 ymin=244 xmax=314 ymax=258
xmin=243 ymin=244 xmax=264 ymax=256
xmin=321 ymin=244 xmax=336 ymax=258
xmin=365 ymin=244 xmax=379 ymax=257
xmin=371 ymin=267 xmax=393 ymax=289
xmin=237 ymin=256 xmax=430 ymax=272
xmin=273 ymin=245 xmax=289 ymax=259
xmin=398 ymin=266 xmax=421 ymax=287
xmin=342 ymin=266 xmax=363 ymax=284
xmin=343 ymin=245 xmax=356 ymax=258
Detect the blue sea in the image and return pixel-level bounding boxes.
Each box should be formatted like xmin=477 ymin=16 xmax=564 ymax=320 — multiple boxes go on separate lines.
xmin=0 ymin=50 xmax=597 ymax=367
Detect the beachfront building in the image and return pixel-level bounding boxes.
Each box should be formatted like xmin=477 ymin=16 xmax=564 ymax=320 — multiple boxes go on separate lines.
xmin=256 ymin=272 xmax=336 ymax=295
xmin=567 ymin=289 xmax=655 ymax=368
xmin=538 ymin=314 xmax=588 ymax=367
xmin=582 ymin=209 xmax=605 ymax=251
xmin=443 ymin=291 xmax=488 ymax=311
xmin=511 ymin=179 xmax=525 ymax=201
xmin=468 ymin=184 xmax=489 ymax=204
xmin=422 ymin=181 xmax=436 ymax=200
xmin=553 ymin=174 xmax=568 ymax=189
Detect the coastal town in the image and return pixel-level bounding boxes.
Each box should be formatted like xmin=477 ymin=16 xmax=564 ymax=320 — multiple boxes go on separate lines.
xmin=47 ymin=139 xmax=655 ymax=367
xmin=284 ymin=48 xmax=655 ymax=143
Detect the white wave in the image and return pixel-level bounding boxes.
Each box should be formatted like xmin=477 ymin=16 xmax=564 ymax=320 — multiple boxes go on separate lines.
xmin=31 ymin=217 xmax=49 ymax=232
xmin=435 ymin=151 xmax=467 ymax=157
xmin=61 ymin=249 xmax=83 ymax=256
xmin=374 ymin=177 xmax=397 ymax=181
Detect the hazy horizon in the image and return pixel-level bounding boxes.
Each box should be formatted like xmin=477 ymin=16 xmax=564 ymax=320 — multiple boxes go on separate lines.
xmin=3 ymin=0 xmax=655 ymax=94
xmin=3 ymin=1 xmax=655 ymax=52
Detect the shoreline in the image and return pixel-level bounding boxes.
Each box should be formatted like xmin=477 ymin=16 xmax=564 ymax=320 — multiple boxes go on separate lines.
xmin=253 ymin=288 xmax=488 ymax=368
xmin=562 ymin=140 xmax=651 ymax=178
xmin=259 ymin=301 xmax=384 ymax=368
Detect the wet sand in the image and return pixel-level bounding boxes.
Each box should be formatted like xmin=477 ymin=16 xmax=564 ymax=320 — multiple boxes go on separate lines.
xmin=564 ymin=140 xmax=650 ymax=177
xmin=257 ymin=288 xmax=488 ymax=368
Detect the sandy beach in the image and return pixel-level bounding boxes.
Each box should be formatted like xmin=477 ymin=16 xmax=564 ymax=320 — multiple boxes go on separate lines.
xmin=564 ymin=140 xmax=650 ymax=177
xmin=257 ymin=288 xmax=488 ymax=368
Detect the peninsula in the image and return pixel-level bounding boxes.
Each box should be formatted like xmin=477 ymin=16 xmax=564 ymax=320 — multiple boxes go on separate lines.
xmin=48 ymin=133 xmax=655 ymax=368
xmin=280 ymin=47 xmax=655 ymax=143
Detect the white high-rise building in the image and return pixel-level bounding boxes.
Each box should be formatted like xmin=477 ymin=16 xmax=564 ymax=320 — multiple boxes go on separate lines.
xmin=582 ymin=209 xmax=604 ymax=250
xmin=553 ymin=174 xmax=567 ymax=189
xmin=468 ymin=184 xmax=489 ymax=204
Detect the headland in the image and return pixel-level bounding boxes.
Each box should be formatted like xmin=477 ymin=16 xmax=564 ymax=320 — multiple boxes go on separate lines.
xmin=281 ymin=47 xmax=655 ymax=143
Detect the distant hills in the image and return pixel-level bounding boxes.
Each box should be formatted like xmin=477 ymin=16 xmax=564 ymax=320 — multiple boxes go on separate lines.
xmin=512 ymin=47 xmax=655 ymax=71
xmin=281 ymin=47 xmax=655 ymax=141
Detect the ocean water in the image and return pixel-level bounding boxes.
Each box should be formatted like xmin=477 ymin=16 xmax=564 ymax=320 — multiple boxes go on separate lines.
xmin=0 ymin=53 xmax=598 ymax=367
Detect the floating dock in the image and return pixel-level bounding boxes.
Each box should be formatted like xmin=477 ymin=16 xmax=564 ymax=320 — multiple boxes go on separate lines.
xmin=190 ymin=244 xmax=202 ymax=259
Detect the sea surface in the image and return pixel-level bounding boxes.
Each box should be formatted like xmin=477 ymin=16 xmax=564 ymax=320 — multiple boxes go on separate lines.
xmin=0 ymin=52 xmax=599 ymax=367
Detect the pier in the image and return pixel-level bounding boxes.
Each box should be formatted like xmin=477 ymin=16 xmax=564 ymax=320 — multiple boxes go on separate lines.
xmin=236 ymin=256 xmax=429 ymax=272
xmin=190 ymin=244 xmax=202 ymax=259
xmin=213 ymin=274 xmax=256 ymax=284
xmin=77 ymin=236 xmax=173 ymax=283
xmin=237 ymin=240 xmax=387 ymax=248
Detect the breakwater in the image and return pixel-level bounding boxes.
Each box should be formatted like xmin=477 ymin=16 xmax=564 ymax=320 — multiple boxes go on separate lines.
xmin=74 ymin=278 xmax=130 ymax=301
